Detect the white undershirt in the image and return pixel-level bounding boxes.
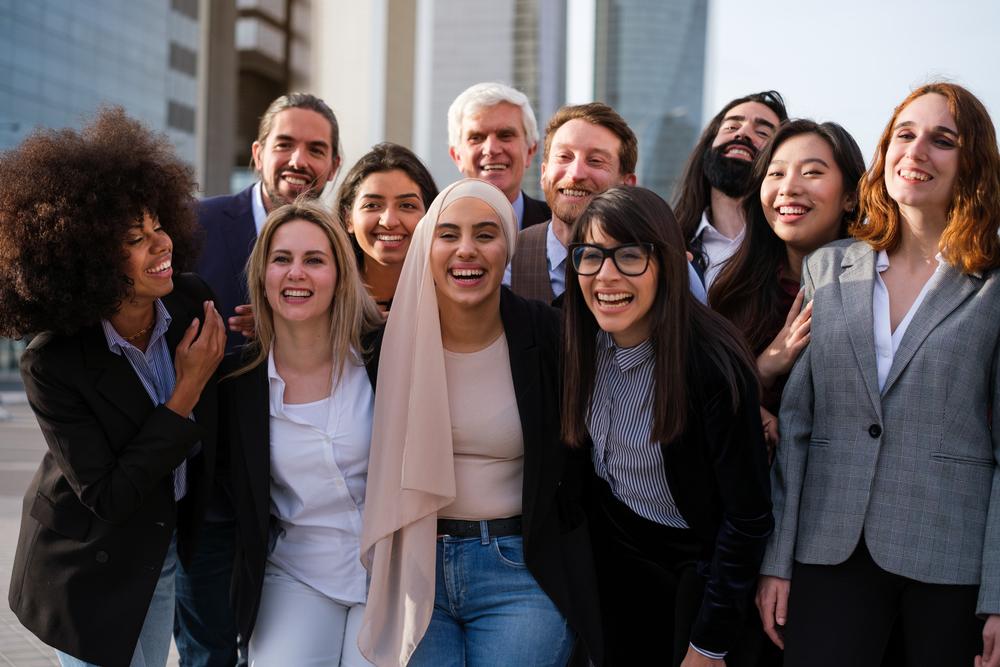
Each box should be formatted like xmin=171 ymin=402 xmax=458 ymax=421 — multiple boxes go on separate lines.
xmin=872 ymin=250 xmax=947 ymax=391
xmin=266 ymin=350 xmax=374 ymax=604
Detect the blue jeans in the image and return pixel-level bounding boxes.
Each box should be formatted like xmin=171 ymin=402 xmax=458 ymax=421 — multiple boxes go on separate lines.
xmin=173 ymin=518 xmax=240 ymax=666
xmin=408 ymin=531 xmax=574 ymax=667
xmin=58 ymin=536 xmax=178 ymax=667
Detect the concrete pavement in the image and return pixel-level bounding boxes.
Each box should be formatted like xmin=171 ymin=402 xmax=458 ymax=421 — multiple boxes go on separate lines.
xmin=0 ymin=393 xmax=180 ymax=666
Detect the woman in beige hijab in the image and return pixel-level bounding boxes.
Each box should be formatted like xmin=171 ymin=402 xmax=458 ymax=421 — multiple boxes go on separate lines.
xmin=359 ymin=179 xmax=602 ymax=666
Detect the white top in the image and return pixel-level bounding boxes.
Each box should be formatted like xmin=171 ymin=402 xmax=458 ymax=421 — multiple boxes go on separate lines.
xmin=266 ymin=351 xmax=374 ymax=604
xmin=252 ymin=181 xmax=268 ymax=235
xmin=873 ymin=250 xmax=947 ymax=391
xmin=693 ymin=211 xmax=745 ymax=290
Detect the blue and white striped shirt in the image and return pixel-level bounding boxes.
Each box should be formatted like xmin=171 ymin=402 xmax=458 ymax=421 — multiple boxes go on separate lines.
xmin=101 ymin=299 xmax=188 ymax=501
xmin=587 ymin=330 xmax=688 ymax=528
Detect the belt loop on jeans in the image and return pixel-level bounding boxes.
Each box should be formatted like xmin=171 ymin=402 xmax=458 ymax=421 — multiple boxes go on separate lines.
xmin=479 ymin=520 xmax=489 ymax=545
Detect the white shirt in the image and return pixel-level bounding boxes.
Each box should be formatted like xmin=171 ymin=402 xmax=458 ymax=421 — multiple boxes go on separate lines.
xmin=693 ymin=211 xmax=745 ymax=290
xmin=266 ymin=351 xmax=374 ymax=604
xmin=872 ymin=250 xmax=947 ymax=391
xmin=251 ymin=181 xmax=268 ymax=236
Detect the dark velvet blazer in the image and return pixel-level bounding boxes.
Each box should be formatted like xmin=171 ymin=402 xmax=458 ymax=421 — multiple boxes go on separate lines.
xmin=196 ymin=185 xmax=257 ymax=352
xmin=221 ymin=338 xmax=379 ymax=643
xmin=8 ymin=274 xmax=218 ymax=667
xmin=521 ymin=192 xmax=551 ymax=229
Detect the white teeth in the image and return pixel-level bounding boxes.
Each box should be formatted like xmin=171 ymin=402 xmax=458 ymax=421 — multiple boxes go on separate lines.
xmin=778 ymin=206 xmax=808 ymax=215
xmin=282 ymin=289 xmax=311 ymax=297
xmin=376 ymin=234 xmax=404 ymax=242
xmin=481 ymin=164 xmax=507 ymax=171
xmin=146 ymin=260 xmax=171 ymax=274
xmin=726 ymin=148 xmax=753 ymax=160
xmin=900 ymin=169 xmax=930 ymax=182
xmin=451 ymin=268 xmax=484 ymax=278
xmin=283 ymin=174 xmax=309 ymax=185
xmin=561 ymin=188 xmax=590 ymax=197
xmin=596 ymin=292 xmax=632 ymax=304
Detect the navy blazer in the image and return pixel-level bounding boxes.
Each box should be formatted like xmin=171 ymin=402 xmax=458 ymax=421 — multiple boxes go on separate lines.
xmin=9 ymin=274 xmax=218 ymax=667
xmin=521 ymin=192 xmax=551 ymax=230
xmin=196 ymin=185 xmax=257 ymax=352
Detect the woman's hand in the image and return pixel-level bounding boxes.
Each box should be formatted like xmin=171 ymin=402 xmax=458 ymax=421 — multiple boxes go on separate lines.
xmin=680 ymin=645 xmax=725 ymax=666
xmin=760 ymin=406 xmax=779 ymax=463
xmin=756 ymin=575 xmax=791 ymax=649
xmin=228 ymin=302 xmax=256 ymax=339
xmin=757 ymin=289 xmax=812 ymax=388
xmin=976 ymin=615 xmax=1000 ymax=667
xmin=166 ymin=300 xmax=226 ymax=417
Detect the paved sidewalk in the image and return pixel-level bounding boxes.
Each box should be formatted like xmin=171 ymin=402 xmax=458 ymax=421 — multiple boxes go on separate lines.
xmin=0 ymin=394 xmax=180 ymax=666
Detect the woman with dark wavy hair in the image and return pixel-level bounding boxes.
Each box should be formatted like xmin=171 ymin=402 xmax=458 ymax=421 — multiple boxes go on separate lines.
xmin=562 ymin=186 xmax=772 ymax=666
xmin=335 ymin=142 xmax=438 ymax=311
xmin=0 ymin=108 xmax=225 ymax=667
xmin=757 ymin=83 xmax=1000 ymax=667
xmin=710 ymin=120 xmax=865 ymax=449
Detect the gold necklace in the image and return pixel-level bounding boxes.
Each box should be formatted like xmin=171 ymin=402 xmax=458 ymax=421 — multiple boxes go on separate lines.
xmin=122 ymin=317 xmax=155 ymax=342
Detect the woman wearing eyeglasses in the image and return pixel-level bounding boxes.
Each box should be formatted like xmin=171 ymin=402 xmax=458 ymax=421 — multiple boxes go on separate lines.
xmin=562 ymin=186 xmax=772 ymax=666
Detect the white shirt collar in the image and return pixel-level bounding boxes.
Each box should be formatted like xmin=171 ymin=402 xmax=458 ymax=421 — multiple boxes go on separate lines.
xmin=693 ymin=210 xmax=745 ymax=245
xmin=252 ymin=181 xmax=269 ymax=236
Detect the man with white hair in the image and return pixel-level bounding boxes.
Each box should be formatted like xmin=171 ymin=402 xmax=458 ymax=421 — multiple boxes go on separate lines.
xmin=448 ymin=82 xmax=550 ymax=229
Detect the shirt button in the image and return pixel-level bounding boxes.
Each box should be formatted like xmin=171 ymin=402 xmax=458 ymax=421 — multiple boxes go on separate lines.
xmin=868 ymin=424 xmax=882 ymax=438
xmin=95 ymin=551 xmax=109 ymax=564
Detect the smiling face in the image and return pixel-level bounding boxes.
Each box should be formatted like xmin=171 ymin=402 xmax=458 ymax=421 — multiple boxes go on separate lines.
xmin=122 ymin=211 xmax=174 ymax=302
xmin=264 ymin=219 xmax=338 ymax=326
xmin=541 ymin=119 xmax=635 ymax=229
xmin=703 ymin=101 xmax=782 ymax=198
xmin=884 ymin=93 xmax=959 ymax=220
xmin=761 ymin=132 xmax=853 ymax=255
xmin=347 ymin=169 xmax=425 ymax=267
xmin=429 ymin=197 xmax=508 ymax=311
xmin=252 ymin=108 xmax=339 ymax=212
xmin=449 ymin=102 xmax=535 ymax=203
xmin=578 ymin=223 xmax=658 ymax=348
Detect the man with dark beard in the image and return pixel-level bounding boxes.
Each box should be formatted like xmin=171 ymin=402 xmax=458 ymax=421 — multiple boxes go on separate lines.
xmin=674 ymin=91 xmax=787 ymax=290
xmin=507 ymin=102 xmax=706 ymax=305
xmin=180 ymin=93 xmax=341 ymax=667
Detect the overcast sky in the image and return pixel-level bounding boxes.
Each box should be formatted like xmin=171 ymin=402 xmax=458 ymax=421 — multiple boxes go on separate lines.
xmin=704 ymin=0 xmax=1000 ymax=160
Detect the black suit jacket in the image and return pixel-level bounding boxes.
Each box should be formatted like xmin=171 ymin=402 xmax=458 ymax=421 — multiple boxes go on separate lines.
xmin=9 ymin=274 xmax=218 ymax=667
xmin=655 ymin=340 xmax=773 ymax=655
xmin=196 ymin=185 xmax=257 ymax=352
xmin=222 ymin=335 xmax=380 ymax=642
xmin=521 ymin=192 xmax=551 ymax=230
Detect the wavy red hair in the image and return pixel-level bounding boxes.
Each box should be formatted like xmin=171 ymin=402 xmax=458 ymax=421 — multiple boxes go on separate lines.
xmin=852 ymin=82 xmax=1000 ymax=274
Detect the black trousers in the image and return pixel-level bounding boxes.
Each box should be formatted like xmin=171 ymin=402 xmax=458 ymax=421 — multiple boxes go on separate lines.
xmin=784 ymin=538 xmax=983 ymax=667
xmin=588 ymin=476 xmax=704 ymax=666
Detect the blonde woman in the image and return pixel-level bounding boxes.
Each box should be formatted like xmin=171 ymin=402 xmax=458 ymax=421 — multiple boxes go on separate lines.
xmin=222 ymin=200 xmax=383 ymax=666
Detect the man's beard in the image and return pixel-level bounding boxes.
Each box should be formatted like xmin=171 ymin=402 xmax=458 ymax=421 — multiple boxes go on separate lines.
xmin=542 ymin=179 xmax=595 ymax=228
xmin=702 ymin=140 xmax=756 ymax=198
xmin=263 ymin=169 xmax=320 ymax=208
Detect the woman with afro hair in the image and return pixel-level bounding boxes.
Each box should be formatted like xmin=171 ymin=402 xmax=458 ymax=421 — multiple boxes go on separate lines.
xmin=0 ymin=108 xmax=226 ymax=667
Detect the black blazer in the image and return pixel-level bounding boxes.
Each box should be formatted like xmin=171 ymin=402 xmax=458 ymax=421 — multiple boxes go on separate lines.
xmin=222 ymin=335 xmax=380 ymax=642
xmin=521 ymin=192 xmax=551 ymax=230
xmin=196 ymin=185 xmax=257 ymax=352
xmin=8 ymin=274 xmax=219 ymax=667
xmin=657 ymin=340 xmax=773 ymax=655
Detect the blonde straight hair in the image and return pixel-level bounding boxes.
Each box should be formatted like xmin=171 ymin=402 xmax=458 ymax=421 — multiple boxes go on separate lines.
xmin=232 ymin=198 xmax=383 ymax=382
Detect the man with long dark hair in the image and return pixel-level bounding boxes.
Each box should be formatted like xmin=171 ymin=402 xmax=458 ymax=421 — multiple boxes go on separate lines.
xmin=674 ymin=91 xmax=788 ymax=289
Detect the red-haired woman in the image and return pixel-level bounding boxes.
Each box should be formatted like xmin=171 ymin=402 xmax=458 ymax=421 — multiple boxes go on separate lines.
xmin=757 ymin=83 xmax=1000 ymax=667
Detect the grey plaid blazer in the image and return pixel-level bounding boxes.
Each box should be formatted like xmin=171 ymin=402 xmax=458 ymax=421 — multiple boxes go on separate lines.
xmin=761 ymin=239 xmax=1000 ymax=614
xmin=510 ymin=221 xmax=556 ymax=304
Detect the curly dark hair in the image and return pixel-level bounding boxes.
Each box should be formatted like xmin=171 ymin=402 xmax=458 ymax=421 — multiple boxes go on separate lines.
xmin=0 ymin=107 xmax=200 ymax=337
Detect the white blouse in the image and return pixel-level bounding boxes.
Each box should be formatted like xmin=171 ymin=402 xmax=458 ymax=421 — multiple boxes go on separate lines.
xmin=266 ymin=351 xmax=374 ymax=604
xmin=872 ymin=250 xmax=947 ymax=391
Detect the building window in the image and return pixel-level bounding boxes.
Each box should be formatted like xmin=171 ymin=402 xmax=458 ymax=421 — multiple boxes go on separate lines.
xmin=169 ymin=43 xmax=198 ymax=77
xmin=171 ymin=0 xmax=199 ymax=21
xmin=168 ymin=101 xmax=196 ymax=133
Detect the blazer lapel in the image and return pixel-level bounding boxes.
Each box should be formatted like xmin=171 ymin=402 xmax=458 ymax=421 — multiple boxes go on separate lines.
xmin=222 ymin=189 xmax=257 ymax=289
xmin=235 ymin=363 xmax=271 ymax=541
xmin=881 ymin=265 xmax=980 ymax=397
xmin=838 ymin=244 xmax=882 ymax=416
xmin=500 ymin=293 xmax=545 ymax=528
xmin=85 ymin=326 xmax=155 ymax=427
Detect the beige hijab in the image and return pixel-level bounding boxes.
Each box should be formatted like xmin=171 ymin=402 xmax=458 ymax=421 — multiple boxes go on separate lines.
xmin=358 ymin=179 xmax=518 ymax=666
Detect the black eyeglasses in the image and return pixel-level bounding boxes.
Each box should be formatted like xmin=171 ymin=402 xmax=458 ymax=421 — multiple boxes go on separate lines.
xmin=569 ymin=243 xmax=654 ymax=276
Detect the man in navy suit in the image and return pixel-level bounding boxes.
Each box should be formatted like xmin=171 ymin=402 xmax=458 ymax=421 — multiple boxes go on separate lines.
xmin=177 ymin=92 xmax=341 ymax=666
xmin=447 ymin=82 xmax=550 ymax=230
